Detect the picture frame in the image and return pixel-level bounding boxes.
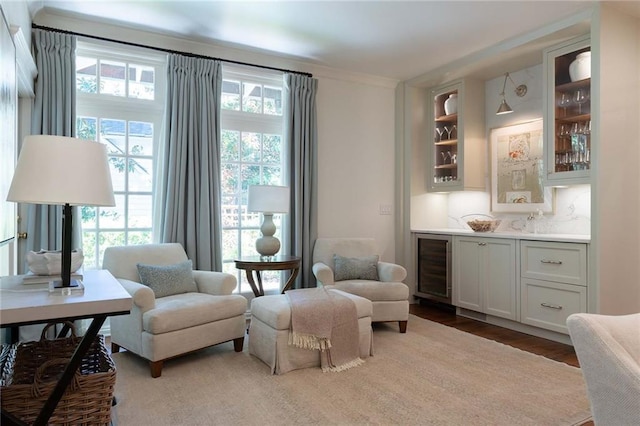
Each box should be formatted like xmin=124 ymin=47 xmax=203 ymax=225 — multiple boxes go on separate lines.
xmin=490 ymin=119 xmax=554 ymax=213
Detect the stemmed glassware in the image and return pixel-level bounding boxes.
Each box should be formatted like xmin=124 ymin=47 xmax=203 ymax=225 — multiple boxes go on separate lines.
xmin=435 ymin=127 xmax=445 ymax=142
xmin=573 ymin=89 xmax=589 ymax=114
xmin=557 ymin=92 xmax=572 ymax=117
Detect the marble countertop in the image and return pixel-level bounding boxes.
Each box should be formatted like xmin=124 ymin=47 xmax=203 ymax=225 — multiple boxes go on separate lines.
xmin=412 ymin=228 xmax=590 ymax=243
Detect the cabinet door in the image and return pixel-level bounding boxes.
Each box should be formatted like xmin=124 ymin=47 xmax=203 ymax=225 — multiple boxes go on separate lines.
xmin=543 ymin=34 xmax=591 ymax=185
xmin=453 ymin=237 xmax=483 ymax=311
xmin=484 ymin=239 xmax=518 ymax=321
xmin=426 ymin=79 xmax=485 ymax=192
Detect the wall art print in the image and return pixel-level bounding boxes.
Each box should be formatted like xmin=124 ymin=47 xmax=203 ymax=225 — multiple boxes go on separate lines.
xmin=490 ymin=119 xmax=554 ymax=213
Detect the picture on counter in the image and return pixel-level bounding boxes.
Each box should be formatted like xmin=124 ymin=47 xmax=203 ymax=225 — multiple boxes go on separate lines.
xmin=490 ymin=119 xmax=554 ymax=213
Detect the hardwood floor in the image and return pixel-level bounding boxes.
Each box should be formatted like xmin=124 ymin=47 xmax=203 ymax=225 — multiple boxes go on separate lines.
xmin=409 ymin=300 xmax=580 ymax=367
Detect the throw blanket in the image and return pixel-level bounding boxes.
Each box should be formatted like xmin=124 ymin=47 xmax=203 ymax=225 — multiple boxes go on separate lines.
xmin=286 ymin=288 xmax=364 ymax=372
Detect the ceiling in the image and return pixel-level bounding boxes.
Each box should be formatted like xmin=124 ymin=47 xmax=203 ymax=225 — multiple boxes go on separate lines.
xmin=29 ymin=1 xmax=640 ymax=81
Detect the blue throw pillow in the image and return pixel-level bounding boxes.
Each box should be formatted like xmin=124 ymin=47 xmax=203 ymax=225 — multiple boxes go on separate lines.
xmin=137 ymin=260 xmax=197 ymax=298
xmin=333 ymin=254 xmax=379 ymax=281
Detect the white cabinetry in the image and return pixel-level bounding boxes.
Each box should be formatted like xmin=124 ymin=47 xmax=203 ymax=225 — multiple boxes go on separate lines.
xmin=427 ymin=79 xmax=485 ymax=192
xmin=543 ymin=35 xmax=591 ymax=186
xmin=453 ymin=236 xmax=517 ymax=321
xmin=520 ymin=240 xmax=588 ymax=334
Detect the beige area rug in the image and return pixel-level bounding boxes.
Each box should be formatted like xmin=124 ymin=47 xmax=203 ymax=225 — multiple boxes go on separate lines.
xmin=111 ymin=315 xmax=592 ymax=425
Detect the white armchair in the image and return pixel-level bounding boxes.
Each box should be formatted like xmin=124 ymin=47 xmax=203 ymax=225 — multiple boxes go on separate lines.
xmin=567 ymin=313 xmax=640 ymax=425
xmin=102 ymin=243 xmax=247 ymax=378
xmin=312 ymin=238 xmax=409 ymax=332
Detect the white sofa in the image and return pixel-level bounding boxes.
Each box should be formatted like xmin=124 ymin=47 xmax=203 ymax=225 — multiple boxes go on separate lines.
xmin=102 ymin=243 xmax=247 ymax=377
xmin=312 ymin=238 xmax=409 ymax=333
xmin=567 ymin=312 xmax=640 ymax=425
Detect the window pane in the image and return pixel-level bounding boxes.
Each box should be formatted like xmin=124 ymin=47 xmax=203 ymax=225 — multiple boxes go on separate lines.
xmin=222 ymin=229 xmax=240 ymax=260
xmin=128 ymin=64 xmax=155 ymax=100
xmin=221 ymin=195 xmax=239 ymax=227
xmin=241 ymin=229 xmax=260 ymax=256
xmin=129 ymin=121 xmax=154 ymax=156
xmin=242 ymin=82 xmax=262 ymax=113
xmin=264 ymin=85 xmax=282 ymax=115
xmin=222 ymin=80 xmax=240 ymax=111
xmin=128 ymin=158 xmax=153 ymax=191
xmin=98 ymin=232 xmax=126 ymax=265
xmin=240 ymin=165 xmax=260 ymax=191
xmin=128 ymin=195 xmax=153 ymax=228
xmin=100 ymin=118 xmax=126 ymax=154
xmin=221 ymin=130 xmax=239 ymax=161
xmin=107 ymin=157 xmax=126 ymax=192
xmin=262 ymin=166 xmax=282 ymax=185
xmin=244 ymin=207 xmax=261 ymax=228
xmin=77 ymin=116 xmax=97 ymax=141
xmin=82 ymin=231 xmax=97 ymax=269
xmin=99 ymin=194 xmax=126 ymax=228
xmin=221 ymin=163 xmax=239 ymax=195
xmin=262 ymin=134 xmax=282 ymax=163
xmin=128 ymin=231 xmax=152 ymax=245
xmin=81 ymin=206 xmax=97 ymax=228
xmin=100 ymin=60 xmax=126 ymax=96
xmin=76 ymin=57 xmax=97 ymax=93
xmin=241 ymin=132 xmax=261 ymax=162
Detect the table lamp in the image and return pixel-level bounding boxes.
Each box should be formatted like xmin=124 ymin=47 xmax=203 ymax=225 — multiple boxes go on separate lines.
xmin=7 ymin=135 xmax=115 ymax=289
xmin=247 ymin=185 xmax=289 ymax=258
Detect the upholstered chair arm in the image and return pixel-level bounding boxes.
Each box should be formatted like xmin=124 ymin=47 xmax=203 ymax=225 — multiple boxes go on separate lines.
xmin=312 ymin=262 xmax=335 ymax=286
xmin=377 ymin=262 xmax=407 ymax=282
xmin=117 ymin=278 xmax=156 ymax=313
xmin=193 ymin=270 xmax=237 ymax=295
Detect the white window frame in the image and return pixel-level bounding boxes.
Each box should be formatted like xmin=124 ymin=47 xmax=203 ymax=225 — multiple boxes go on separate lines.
xmin=220 ymin=64 xmax=288 ymax=297
xmin=75 ymin=40 xmax=166 ymax=269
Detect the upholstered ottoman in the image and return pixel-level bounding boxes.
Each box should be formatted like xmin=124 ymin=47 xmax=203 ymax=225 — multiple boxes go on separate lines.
xmin=249 ymin=289 xmax=373 ymax=374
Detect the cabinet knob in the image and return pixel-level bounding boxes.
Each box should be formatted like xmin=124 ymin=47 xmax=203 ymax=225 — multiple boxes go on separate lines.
xmin=17 ymin=232 xmax=27 ymax=239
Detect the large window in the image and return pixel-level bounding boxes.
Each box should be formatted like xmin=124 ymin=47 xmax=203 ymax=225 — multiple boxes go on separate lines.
xmin=220 ymin=66 xmax=287 ymax=295
xmin=75 ymin=41 xmax=165 ymax=268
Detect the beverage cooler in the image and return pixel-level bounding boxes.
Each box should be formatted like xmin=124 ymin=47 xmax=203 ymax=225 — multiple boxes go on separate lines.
xmin=415 ymin=234 xmax=452 ymax=304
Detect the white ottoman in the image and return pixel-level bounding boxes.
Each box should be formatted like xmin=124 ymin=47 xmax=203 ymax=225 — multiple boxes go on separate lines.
xmin=249 ymin=289 xmax=373 ymax=375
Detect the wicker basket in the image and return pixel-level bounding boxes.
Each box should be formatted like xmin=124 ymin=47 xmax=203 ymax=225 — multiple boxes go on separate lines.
xmin=0 ymin=323 xmax=116 ymax=426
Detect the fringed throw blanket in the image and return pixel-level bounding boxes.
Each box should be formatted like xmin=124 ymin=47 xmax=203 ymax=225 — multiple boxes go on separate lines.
xmin=286 ymin=288 xmax=364 ymax=372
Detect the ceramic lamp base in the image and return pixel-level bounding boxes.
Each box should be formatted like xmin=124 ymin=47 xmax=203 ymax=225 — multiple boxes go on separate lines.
xmin=256 ymin=213 xmax=281 ymax=257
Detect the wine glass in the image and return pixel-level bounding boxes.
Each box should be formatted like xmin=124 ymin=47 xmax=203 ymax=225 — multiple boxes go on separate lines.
xmin=557 ymin=92 xmax=571 ymax=117
xmin=435 ymin=127 xmax=445 ymax=142
xmin=573 ymin=89 xmax=589 ymax=114
xmin=443 ymin=125 xmax=452 ymax=140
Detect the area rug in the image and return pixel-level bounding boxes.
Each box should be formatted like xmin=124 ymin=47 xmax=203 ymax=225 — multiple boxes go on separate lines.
xmin=111 ymin=315 xmax=592 ymax=425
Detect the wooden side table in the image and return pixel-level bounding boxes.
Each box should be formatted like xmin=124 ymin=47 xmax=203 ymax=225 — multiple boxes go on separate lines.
xmin=234 ymin=255 xmax=301 ymax=297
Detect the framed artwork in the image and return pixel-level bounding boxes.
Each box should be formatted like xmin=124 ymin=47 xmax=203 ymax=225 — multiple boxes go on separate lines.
xmin=490 ymin=119 xmax=553 ymax=213
xmin=0 ymin=6 xmax=16 ymax=246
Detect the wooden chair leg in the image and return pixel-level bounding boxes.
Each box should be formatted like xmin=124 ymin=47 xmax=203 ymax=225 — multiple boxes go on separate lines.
xmin=233 ymin=336 xmax=244 ymax=352
xmin=399 ymin=320 xmax=408 ymax=333
xmin=111 ymin=342 xmax=121 ymax=353
xmin=150 ymin=360 xmax=163 ymax=378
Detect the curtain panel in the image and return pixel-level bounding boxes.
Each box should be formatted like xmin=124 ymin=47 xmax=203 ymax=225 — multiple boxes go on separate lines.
xmin=159 ymin=54 xmax=223 ymax=271
xmin=27 ymin=29 xmax=77 ymax=262
xmin=285 ymin=73 xmax=319 ymax=288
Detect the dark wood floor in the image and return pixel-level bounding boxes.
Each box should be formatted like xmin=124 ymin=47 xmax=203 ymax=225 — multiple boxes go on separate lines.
xmin=409 ymin=300 xmax=580 ymax=368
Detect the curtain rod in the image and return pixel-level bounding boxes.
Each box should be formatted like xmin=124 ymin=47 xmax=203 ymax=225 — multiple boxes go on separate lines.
xmin=32 ymin=23 xmax=313 ymax=78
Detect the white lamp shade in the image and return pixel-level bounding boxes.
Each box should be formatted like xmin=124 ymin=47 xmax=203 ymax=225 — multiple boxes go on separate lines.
xmin=247 ymin=185 xmax=289 ymax=213
xmin=7 ymin=135 xmax=115 ymax=207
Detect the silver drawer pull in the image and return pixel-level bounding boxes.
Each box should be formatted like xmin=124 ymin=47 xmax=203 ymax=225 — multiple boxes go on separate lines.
xmin=540 ymin=259 xmax=563 ymax=265
xmin=541 ymin=302 xmax=563 ymax=310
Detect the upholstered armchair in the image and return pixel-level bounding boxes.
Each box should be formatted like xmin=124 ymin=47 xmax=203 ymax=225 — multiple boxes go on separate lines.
xmin=567 ymin=313 xmax=640 ymax=424
xmin=102 ymin=243 xmax=247 ymax=378
xmin=312 ymin=238 xmax=409 ymax=333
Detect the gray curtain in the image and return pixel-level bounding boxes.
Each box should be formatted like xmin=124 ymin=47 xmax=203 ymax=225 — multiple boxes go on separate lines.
xmin=27 ymin=29 xmax=77 ymax=260
xmin=285 ymin=73 xmax=318 ymax=288
xmin=159 ymin=54 xmax=222 ymax=271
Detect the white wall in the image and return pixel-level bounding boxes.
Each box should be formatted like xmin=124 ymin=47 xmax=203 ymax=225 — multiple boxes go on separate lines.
xmin=316 ymin=77 xmax=397 ymax=261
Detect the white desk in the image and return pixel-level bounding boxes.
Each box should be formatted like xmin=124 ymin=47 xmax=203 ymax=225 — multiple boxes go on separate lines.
xmin=0 ymin=269 xmax=132 ymax=426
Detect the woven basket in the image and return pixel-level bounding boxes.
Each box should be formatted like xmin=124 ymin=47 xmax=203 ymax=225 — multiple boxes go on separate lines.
xmin=0 ymin=323 xmax=116 ymax=426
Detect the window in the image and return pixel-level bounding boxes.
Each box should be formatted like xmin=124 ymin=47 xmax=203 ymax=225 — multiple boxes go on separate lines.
xmin=220 ymin=65 xmax=287 ymax=295
xmin=75 ymin=41 xmax=166 ymax=269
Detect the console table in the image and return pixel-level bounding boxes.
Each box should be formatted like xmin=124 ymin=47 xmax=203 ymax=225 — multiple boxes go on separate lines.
xmin=234 ymin=255 xmax=301 ymax=297
xmin=0 ymin=269 xmax=132 ymax=426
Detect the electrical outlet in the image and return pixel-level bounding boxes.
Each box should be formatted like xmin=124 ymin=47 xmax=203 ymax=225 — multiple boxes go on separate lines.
xmin=379 ymin=204 xmax=392 ymax=215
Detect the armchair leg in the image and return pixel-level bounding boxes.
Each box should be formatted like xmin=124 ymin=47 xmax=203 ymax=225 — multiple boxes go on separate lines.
xmin=399 ymin=320 xmax=407 ymax=333
xmin=233 ymin=336 xmax=244 ymax=352
xmin=150 ymin=360 xmax=163 ymax=378
xmin=111 ymin=342 xmax=121 ymax=353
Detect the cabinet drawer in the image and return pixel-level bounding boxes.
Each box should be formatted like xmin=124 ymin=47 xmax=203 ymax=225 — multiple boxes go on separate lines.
xmin=520 ymin=241 xmax=587 ymax=286
xmin=521 ymin=279 xmax=587 ymax=334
